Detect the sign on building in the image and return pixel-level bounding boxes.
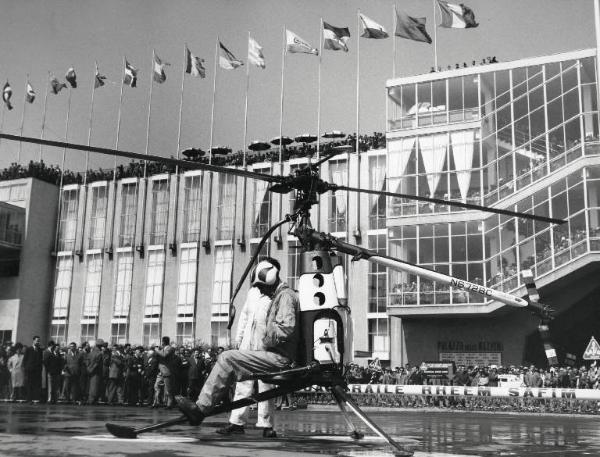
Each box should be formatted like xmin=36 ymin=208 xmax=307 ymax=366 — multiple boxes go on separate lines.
xmin=583 ymin=336 xmax=600 ymax=360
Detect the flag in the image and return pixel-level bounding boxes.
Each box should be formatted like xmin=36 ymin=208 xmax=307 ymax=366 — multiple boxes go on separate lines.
xmin=359 ymin=13 xmax=389 ymax=39
xmin=323 ymin=22 xmax=350 ymax=52
xmin=124 ymin=60 xmax=138 ymax=87
xmin=50 ymin=74 xmax=68 ymax=94
xmin=395 ymin=10 xmax=432 ymax=44
xmin=437 ymin=1 xmax=478 ymax=28
xmin=26 ymin=81 xmax=35 ymax=103
xmin=65 ymin=67 xmax=77 ymax=88
xmin=219 ymin=42 xmax=244 ymax=70
xmin=3 ymin=81 xmax=12 ymax=110
xmin=248 ymin=36 xmax=266 ymax=69
xmin=95 ymin=63 xmax=107 ymax=88
xmin=185 ymin=46 xmax=206 ymax=78
xmin=285 ymin=29 xmax=318 ymax=55
xmin=153 ymin=53 xmax=170 ymax=83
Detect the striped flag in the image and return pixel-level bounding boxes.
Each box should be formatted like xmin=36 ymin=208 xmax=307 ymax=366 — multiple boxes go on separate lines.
xmin=248 ymin=36 xmax=266 ymax=69
xmin=185 ymin=46 xmax=206 ymax=78
xmin=323 ymin=22 xmax=350 ymax=52
xmin=65 ymin=67 xmax=77 ymax=88
xmin=94 ymin=63 xmax=107 ymax=88
xmin=359 ymin=13 xmax=389 ymax=39
xmin=285 ymin=29 xmax=318 ymax=55
xmin=50 ymin=74 xmax=68 ymax=94
xmin=3 ymin=81 xmax=13 ymax=110
xmin=153 ymin=53 xmax=170 ymax=83
xmin=124 ymin=60 xmax=138 ymax=87
xmin=437 ymin=1 xmax=478 ymax=28
xmin=26 ymin=81 xmax=35 ymax=103
xmin=219 ymin=41 xmax=244 ymax=70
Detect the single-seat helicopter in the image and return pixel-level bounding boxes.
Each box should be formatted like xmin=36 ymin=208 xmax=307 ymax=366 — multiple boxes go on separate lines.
xmin=0 ymin=133 xmax=560 ymax=456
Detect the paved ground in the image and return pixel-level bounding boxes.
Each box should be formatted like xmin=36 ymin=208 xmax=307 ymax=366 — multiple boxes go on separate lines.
xmin=1 ymin=402 xmax=600 ymax=456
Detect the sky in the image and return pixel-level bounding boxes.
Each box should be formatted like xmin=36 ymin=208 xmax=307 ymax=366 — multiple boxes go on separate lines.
xmin=0 ymin=0 xmax=597 ymax=172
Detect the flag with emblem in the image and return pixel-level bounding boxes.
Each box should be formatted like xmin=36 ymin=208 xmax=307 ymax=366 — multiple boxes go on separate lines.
xmin=323 ymin=21 xmax=351 ymax=52
xmin=395 ymin=10 xmax=432 ymax=43
xmin=285 ymin=29 xmax=318 ymax=55
xmin=50 ymin=74 xmax=67 ymax=94
xmin=94 ymin=63 xmax=107 ymax=88
xmin=153 ymin=53 xmax=170 ymax=83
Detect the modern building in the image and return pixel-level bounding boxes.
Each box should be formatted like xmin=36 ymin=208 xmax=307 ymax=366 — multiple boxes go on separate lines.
xmin=1 ymin=47 xmax=599 ymax=368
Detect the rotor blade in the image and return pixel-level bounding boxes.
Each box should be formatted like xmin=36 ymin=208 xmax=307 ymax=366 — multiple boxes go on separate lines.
xmin=333 ymin=184 xmax=564 ymax=225
xmin=0 ymin=133 xmax=284 ymax=184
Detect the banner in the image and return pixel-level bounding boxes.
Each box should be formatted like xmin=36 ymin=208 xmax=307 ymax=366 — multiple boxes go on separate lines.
xmin=298 ymin=384 xmax=600 ymax=400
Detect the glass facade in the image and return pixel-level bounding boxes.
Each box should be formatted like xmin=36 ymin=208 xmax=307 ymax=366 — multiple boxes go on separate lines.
xmin=182 ymin=174 xmax=203 ymax=243
xmin=216 ymin=173 xmax=236 ymax=240
xmin=251 ymin=166 xmax=271 ymax=239
xmin=88 ymin=185 xmax=107 ymax=249
xmin=149 ymin=179 xmax=169 ymax=245
xmin=387 ymin=53 xmax=600 ymax=309
xmin=328 ymin=159 xmax=348 ymax=233
xmin=58 ymin=188 xmax=78 ymax=252
xmin=119 ymin=182 xmax=138 ymax=247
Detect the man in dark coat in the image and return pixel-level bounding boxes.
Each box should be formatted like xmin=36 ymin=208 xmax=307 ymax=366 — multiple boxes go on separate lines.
xmin=23 ymin=336 xmax=43 ymax=403
xmin=43 ymin=341 xmax=62 ymax=403
xmin=79 ymin=343 xmax=90 ymax=402
xmin=86 ymin=339 xmax=104 ymax=405
xmin=107 ymin=345 xmax=125 ymax=405
xmin=62 ymin=342 xmax=83 ymax=403
xmin=125 ymin=346 xmax=144 ymax=406
xmin=187 ymin=348 xmax=205 ymax=400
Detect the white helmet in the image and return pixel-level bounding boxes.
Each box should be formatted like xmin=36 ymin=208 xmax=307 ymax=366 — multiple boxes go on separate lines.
xmin=251 ymin=260 xmax=280 ymax=286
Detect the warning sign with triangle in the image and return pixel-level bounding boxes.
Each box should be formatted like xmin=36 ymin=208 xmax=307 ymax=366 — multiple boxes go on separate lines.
xmin=583 ymin=336 xmax=600 ymax=360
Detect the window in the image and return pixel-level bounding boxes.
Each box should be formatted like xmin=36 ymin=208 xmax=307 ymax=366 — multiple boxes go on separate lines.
xmin=177 ymin=247 xmax=197 ymax=316
xmin=80 ymin=324 xmax=97 ymax=343
xmin=58 ymin=188 xmax=78 ymax=251
xmin=52 ymin=256 xmax=73 ymax=319
xmin=216 ymin=173 xmax=236 ymax=240
xmin=328 ymin=159 xmax=347 ymax=233
xmin=369 ymin=155 xmax=386 ymax=230
xmin=368 ymin=234 xmax=387 ymax=313
xmin=142 ymin=323 xmax=160 ymax=347
xmin=183 ymin=174 xmax=203 ymax=242
xmin=212 ymin=245 xmax=233 ymax=319
xmin=287 ymin=239 xmax=301 ymax=291
xmin=0 ymin=330 xmax=12 ymax=344
xmin=111 ymin=323 xmax=128 ymax=345
xmin=144 ymin=250 xmax=165 ymax=317
xmin=49 ymin=324 xmax=67 ymax=346
xmin=211 ymin=321 xmax=228 ymax=347
xmin=252 ymin=167 xmax=271 ymax=239
xmin=114 ymin=252 xmax=133 ymax=317
xmin=176 ymin=322 xmax=194 ymax=346
xmin=88 ymin=185 xmax=107 ymax=249
xmin=368 ymin=318 xmax=389 ymax=354
xmin=149 ymin=179 xmax=169 ymax=245
xmin=119 ymin=183 xmax=138 ymax=247
xmin=82 ymin=253 xmax=103 ymax=318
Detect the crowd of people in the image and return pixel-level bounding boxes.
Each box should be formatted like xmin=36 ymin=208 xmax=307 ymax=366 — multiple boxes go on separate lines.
xmin=0 ymin=336 xmax=220 ymax=407
xmin=2 ymin=336 xmax=600 ymax=416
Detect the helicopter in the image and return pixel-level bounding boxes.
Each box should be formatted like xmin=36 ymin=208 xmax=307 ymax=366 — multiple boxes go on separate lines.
xmin=0 ymin=132 xmax=560 ymax=456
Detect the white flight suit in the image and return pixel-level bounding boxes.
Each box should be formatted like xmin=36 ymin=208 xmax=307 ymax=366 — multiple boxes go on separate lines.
xmin=229 ymin=286 xmax=275 ymax=428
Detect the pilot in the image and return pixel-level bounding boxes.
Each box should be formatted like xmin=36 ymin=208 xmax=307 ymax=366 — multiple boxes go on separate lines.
xmin=176 ymin=257 xmax=300 ymax=435
xmin=216 ymin=260 xmax=280 ymax=438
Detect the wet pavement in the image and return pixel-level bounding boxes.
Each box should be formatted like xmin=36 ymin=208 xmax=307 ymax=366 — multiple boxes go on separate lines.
xmin=1 ymin=402 xmax=600 ymax=456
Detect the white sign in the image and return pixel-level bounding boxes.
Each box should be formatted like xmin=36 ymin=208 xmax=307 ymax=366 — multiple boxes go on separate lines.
xmin=583 ymin=336 xmax=600 ymax=360
xmin=439 ymin=352 xmax=502 ymax=367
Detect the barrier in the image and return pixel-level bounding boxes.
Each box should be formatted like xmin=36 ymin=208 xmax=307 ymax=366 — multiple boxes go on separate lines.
xmin=298 ymin=384 xmax=600 ymax=400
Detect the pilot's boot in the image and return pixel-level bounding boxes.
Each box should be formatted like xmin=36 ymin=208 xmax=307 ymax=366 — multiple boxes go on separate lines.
xmin=175 ymin=395 xmax=205 ymax=426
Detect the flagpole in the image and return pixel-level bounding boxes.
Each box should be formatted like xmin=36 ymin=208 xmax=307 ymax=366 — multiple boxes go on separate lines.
xmin=240 ymin=32 xmax=252 ymax=246
xmin=393 ymin=4 xmax=397 ymax=79
xmin=354 ymin=9 xmax=360 ymax=241
xmin=594 ymin=0 xmax=600 ymax=135
xmin=143 ymin=49 xmax=156 ymax=178
xmin=0 ymin=106 xmax=5 ymax=157
xmin=39 ymin=73 xmax=50 ymax=162
xmin=114 ymin=57 xmax=126 ymax=177
xmin=204 ymin=37 xmax=219 ymax=247
xmin=173 ymin=43 xmax=187 ymax=255
xmin=60 ymin=84 xmax=73 ymax=190
xmin=85 ymin=63 xmax=98 ymax=185
xmin=277 ymin=25 xmax=286 ymax=239
xmin=432 ymin=0 xmax=438 ymax=69
xmin=317 ymin=18 xmax=323 ymax=164
xmin=18 ymin=75 xmax=28 ymax=163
